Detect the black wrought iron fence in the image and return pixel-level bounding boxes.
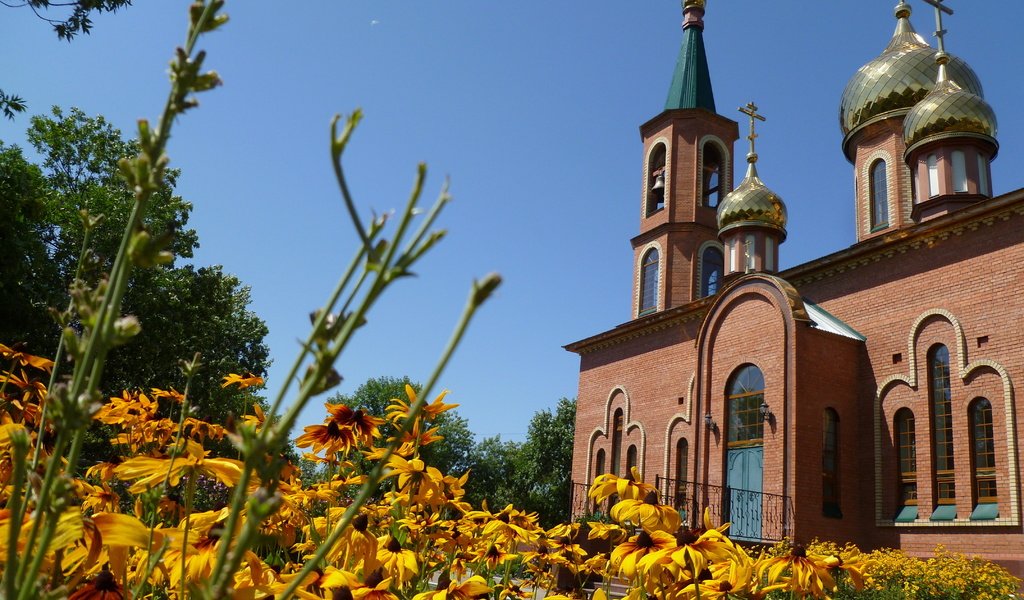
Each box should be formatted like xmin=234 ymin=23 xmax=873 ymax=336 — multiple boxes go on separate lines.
xmin=570 ymin=478 xmax=793 ymax=543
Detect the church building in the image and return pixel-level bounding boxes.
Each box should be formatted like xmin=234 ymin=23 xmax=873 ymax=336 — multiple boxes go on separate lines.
xmin=566 ymin=0 xmax=1023 ymax=575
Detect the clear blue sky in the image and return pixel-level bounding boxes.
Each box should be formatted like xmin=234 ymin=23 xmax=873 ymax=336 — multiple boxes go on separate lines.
xmin=3 ymin=1 xmax=1023 ymax=443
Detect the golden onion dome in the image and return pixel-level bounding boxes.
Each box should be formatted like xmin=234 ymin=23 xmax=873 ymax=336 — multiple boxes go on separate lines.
xmin=903 ymin=54 xmax=998 ymax=156
xmin=717 ymin=157 xmax=787 ymax=238
xmin=839 ymin=2 xmax=983 ymax=156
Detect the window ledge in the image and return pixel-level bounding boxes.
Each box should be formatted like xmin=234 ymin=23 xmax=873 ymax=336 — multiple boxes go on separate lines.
xmin=969 ymin=503 xmax=999 ymax=521
xmin=930 ymin=504 xmax=957 ymax=521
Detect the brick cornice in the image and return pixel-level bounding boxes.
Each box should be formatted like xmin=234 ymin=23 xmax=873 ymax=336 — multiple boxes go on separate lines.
xmin=785 ymin=188 xmax=1024 ymax=287
xmin=567 ymin=188 xmax=1024 ymax=355
xmin=631 ymin=221 xmax=717 ymax=248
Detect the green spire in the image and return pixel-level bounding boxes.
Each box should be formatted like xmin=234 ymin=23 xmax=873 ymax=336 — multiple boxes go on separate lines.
xmin=665 ymin=1 xmax=716 ymax=112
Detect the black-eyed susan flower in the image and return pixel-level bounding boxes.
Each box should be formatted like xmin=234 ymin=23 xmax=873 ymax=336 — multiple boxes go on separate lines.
xmin=67 ymin=568 xmax=123 ymax=600
xmin=756 ymin=543 xmax=837 ymax=598
xmin=375 ymin=535 xmax=418 ymax=584
xmin=610 ymin=490 xmax=681 ymax=533
xmin=221 ymin=372 xmax=265 ymax=389
xmin=589 ymin=466 xmax=657 ymax=504
xmin=412 ymin=574 xmax=491 ymax=600
xmin=610 ymin=529 xmax=675 ymax=579
xmin=114 ymin=439 xmax=244 ymax=493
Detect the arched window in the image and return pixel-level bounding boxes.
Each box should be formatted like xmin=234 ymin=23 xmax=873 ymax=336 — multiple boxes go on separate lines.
xmin=700 ymin=246 xmax=723 ymax=297
xmin=702 ymin=143 xmax=723 ymax=208
xmin=626 ymin=445 xmax=638 ymax=474
xmin=970 ymin=398 xmax=997 ymax=509
xmin=977 ymin=154 xmax=990 ymax=196
xmin=951 ymin=150 xmax=967 ymax=193
xmin=611 ymin=409 xmax=624 ymax=476
xmin=870 ymin=159 xmax=889 ymax=230
xmin=639 ymin=249 xmax=659 ymax=316
xmin=727 ymin=365 xmax=765 ymax=446
xmin=895 ymin=408 xmax=917 ymax=521
xmin=927 ymin=154 xmax=940 ymax=197
xmin=822 ymin=409 xmax=841 ymax=517
xmin=674 ymin=438 xmax=689 ymax=511
xmin=594 ymin=448 xmax=606 ymax=480
xmin=929 ymin=344 xmax=956 ymax=517
xmin=647 ymin=144 xmax=667 ymax=216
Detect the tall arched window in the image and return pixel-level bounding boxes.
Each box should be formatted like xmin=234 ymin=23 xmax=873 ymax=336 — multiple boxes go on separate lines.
xmin=929 ymin=345 xmax=956 ymax=517
xmin=700 ymin=246 xmax=723 ymax=298
xmin=822 ymin=409 xmax=841 ymax=517
xmin=970 ymin=398 xmax=997 ymax=512
xmin=647 ymin=144 xmax=667 ymax=216
xmin=977 ymin=154 xmax=990 ymax=196
xmin=727 ymin=365 xmax=765 ymax=446
xmin=611 ymin=409 xmax=623 ymax=476
xmin=895 ymin=408 xmax=917 ymax=521
xmin=951 ymin=150 xmax=967 ymax=193
xmin=702 ymin=143 xmax=723 ymax=208
xmin=594 ymin=448 xmax=606 ymax=480
xmin=927 ymin=154 xmax=940 ymax=197
xmin=626 ymin=445 xmax=638 ymax=474
xmin=870 ymin=159 xmax=889 ymax=230
xmin=639 ymin=249 xmax=659 ymax=316
xmin=673 ymin=438 xmax=689 ymax=511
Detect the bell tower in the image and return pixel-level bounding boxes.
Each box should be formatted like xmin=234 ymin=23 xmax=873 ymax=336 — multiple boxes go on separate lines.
xmin=632 ymin=0 xmax=739 ymax=319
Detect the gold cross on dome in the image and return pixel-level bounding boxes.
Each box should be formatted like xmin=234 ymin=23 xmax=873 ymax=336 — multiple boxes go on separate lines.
xmin=921 ymin=0 xmax=953 ymax=53
xmin=738 ymin=102 xmax=766 ymax=158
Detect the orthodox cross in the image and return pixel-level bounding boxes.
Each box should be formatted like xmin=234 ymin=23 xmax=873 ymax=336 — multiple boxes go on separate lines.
xmin=921 ymin=0 xmax=953 ymax=53
xmin=738 ymin=102 xmax=766 ymax=159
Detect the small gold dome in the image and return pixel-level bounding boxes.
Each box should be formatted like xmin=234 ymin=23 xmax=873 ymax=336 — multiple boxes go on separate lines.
xmin=717 ymin=162 xmax=788 ymax=237
xmin=903 ymin=59 xmax=998 ymax=155
xmin=839 ymin=3 xmax=982 ymax=153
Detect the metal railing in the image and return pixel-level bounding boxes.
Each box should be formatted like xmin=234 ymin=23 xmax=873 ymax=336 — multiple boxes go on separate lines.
xmin=569 ymin=478 xmax=793 ymax=543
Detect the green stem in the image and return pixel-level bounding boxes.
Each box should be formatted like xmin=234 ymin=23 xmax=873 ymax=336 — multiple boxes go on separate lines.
xmin=1 ymin=429 xmax=29 ymax=598
xmin=179 ymin=473 xmax=197 ymax=599
xmin=269 ymin=276 xmax=497 ymax=600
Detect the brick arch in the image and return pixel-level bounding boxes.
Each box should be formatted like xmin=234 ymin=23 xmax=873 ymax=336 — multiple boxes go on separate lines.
xmin=586 ymin=386 xmax=649 ymax=478
xmin=698 ymin=134 xmax=733 ymax=197
xmin=642 ymin=136 xmax=671 ymax=219
xmin=662 ymin=372 xmax=695 ymax=477
xmin=693 ymin=273 xmax=809 ymax=499
xmin=872 ymin=309 xmax=1019 ymax=526
xmin=634 ymin=240 xmax=664 ymax=317
xmin=859 ymin=148 xmax=896 ymax=237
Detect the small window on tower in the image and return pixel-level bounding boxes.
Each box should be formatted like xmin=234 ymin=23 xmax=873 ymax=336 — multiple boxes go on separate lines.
xmin=700 ymin=246 xmax=723 ymax=297
xmin=647 ymin=144 xmax=667 ymax=216
xmin=639 ymin=248 xmax=659 ymax=316
xmin=702 ymin=143 xmax=723 ymax=208
xmin=870 ymin=159 xmax=889 ymax=230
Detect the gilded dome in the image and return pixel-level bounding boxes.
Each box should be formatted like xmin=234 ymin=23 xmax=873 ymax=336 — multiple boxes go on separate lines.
xmin=903 ymin=57 xmax=998 ymax=155
xmin=717 ymin=160 xmax=787 ymax=237
xmin=839 ymin=2 xmax=983 ymax=153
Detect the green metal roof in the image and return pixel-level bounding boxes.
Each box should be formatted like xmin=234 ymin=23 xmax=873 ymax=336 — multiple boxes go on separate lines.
xmin=665 ymin=22 xmax=716 ymax=112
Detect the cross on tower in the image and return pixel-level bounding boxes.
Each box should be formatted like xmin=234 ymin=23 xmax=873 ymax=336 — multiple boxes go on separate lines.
xmin=738 ymin=102 xmax=766 ymax=160
xmin=921 ymin=0 xmax=953 ymax=53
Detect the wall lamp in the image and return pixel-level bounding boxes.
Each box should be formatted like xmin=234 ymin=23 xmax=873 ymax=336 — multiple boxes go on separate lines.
xmin=759 ymin=400 xmax=774 ymax=423
xmin=704 ymin=412 xmax=718 ymax=432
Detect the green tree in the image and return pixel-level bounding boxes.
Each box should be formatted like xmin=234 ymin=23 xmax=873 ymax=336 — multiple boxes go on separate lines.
xmin=325 ymin=376 xmax=476 ymax=477
xmin=0 ymin=107 xmax=269 ymax=425
xmin=517 ymin=398 xmax=576 ymax=527
xmin=463 ymin=434 xmax=523 ymax=510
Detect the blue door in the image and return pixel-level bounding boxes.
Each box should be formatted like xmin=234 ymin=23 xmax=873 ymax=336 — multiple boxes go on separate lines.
xmin=726 ymin=445 xmax=763 ymax=541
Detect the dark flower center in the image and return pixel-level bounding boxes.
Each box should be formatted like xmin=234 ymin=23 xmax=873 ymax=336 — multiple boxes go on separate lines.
xmin=95 ymin=569 xmax=118 ymax=591
xmin=333 ymin=587 xmax=354 ymax=600
xmin=365 ymin=568 xmax=385 ymax=588
xmin=387 ymin=537 xmax=402 ymax=553
xmin=791 ymin=545 xmax=807 ymax=558
xmin=436 ymin=572 xmax=452 ymax=590
xmin=643 ymin=490 xmax=660 ymax=505
xmin=697 ymin=569 xmax=712 ymax=582
xmin=636 ymin=531 xmax=655 ymax=549
xmin=720 ymin=581 xmax=733 ymax=592
xmin=676 ymin=529 xmax=700 ymax=545
xmin=353 ymin=513 xmax=369 ymax=532
xmin=327 ymin=420 xmax=341 ymax=437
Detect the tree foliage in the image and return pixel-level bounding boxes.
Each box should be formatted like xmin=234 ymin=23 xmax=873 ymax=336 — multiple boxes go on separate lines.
xmin=0 ymin=107 xmax=269 ymax=424
xmin=7 ymin=0 xmax=133 ymax=41
xmin=326 ymin=376 xmax=476 ymax=477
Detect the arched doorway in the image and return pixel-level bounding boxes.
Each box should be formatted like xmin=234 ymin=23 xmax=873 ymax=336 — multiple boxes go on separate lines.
xmin=725 ymin=364 xmax=765 ymax=540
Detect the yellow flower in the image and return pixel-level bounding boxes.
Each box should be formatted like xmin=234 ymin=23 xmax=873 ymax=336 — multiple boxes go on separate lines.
xmin=589 ymin=466 xmax=657 ymax=503
xmin=375 ymin=535 xmax=419 ymax=583
xmin=756 ymin=543 xmax=836 ymax=597
xmin=221 ymin=372 xmax=265 ymax=389
xmin=114 ymin=439 xmax=244 ymax=493
xmin=610 ymin=490 xmax=681 ymax=533
xmin=0 ymin=342 xmax=54 ymax=371
xmin=412 ymin=574 xmax=492 ymax=600
xmin=385 ymin=385 xmax=458 ymax=423
xmin=610 ymin=529 xmax=676 ymax=579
